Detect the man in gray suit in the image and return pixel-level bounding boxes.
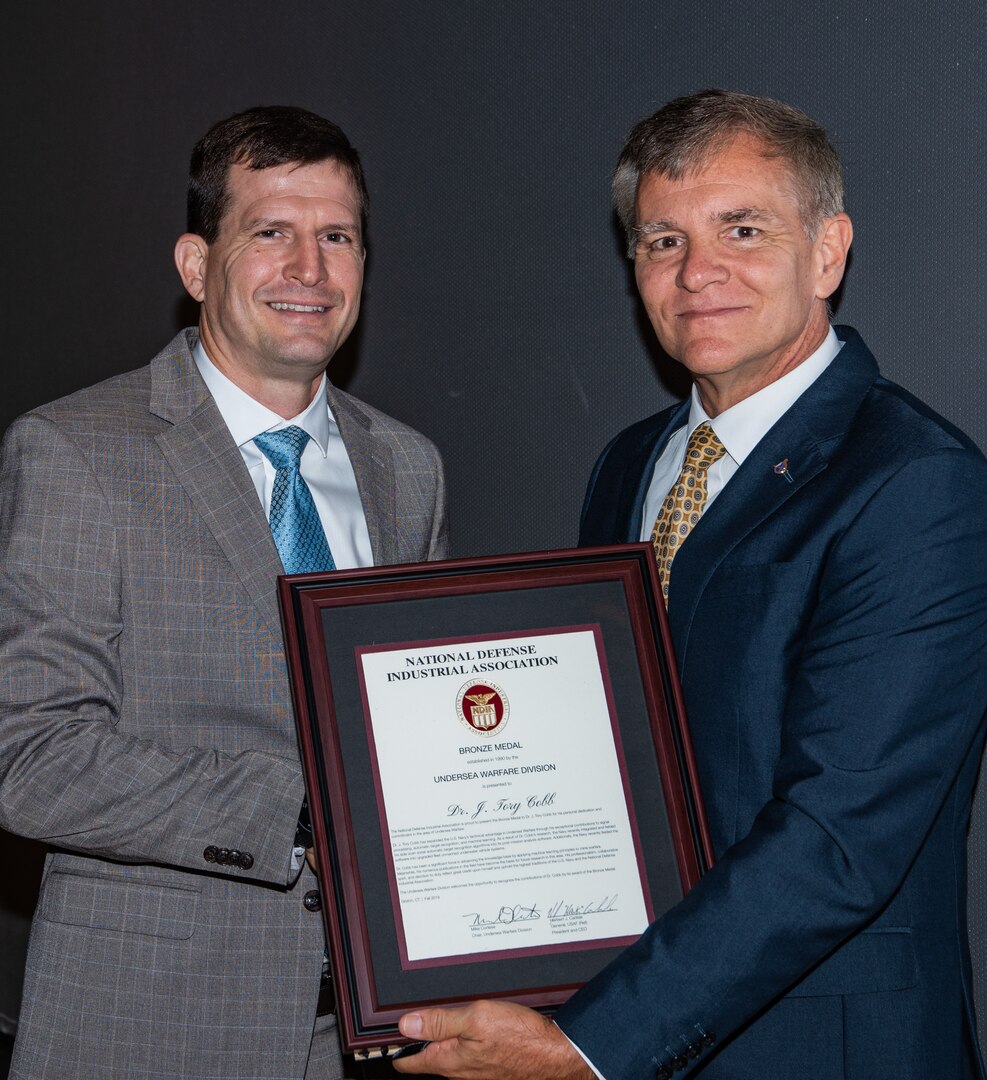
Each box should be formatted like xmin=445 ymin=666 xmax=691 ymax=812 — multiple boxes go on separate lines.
xmin=0 ymin=106 xmax=447 ymax=1079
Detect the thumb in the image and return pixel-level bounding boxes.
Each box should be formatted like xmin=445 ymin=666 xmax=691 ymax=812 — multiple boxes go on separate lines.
xmin=399 ymin=1006 xmax=467 ymax=1042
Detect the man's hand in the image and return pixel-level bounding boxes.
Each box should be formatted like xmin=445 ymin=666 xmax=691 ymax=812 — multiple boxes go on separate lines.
xmin=393 ymin=1000 xmax=594 ymax=1080
xmin=305 ymin=848 xmax=317 ymax=873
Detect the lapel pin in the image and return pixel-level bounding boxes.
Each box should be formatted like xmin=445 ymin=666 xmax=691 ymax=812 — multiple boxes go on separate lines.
xmin=773 ymin=459 xmax=794 ymax=484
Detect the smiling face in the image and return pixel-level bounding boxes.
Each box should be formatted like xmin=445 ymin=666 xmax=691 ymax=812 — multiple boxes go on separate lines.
xmin=175 ymin=159 xmax=365 ymax=413
xmin=632 ymin=135 xmax=852 ymax=415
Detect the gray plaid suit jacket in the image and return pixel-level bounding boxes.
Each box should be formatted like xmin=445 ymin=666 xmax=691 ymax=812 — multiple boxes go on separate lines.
xmin=0 ymin=329 xmax=448 ymax=1078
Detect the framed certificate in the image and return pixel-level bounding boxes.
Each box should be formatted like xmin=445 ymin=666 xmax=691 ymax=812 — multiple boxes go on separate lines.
xmin=278 ymin=544 xmax=712 ymax=1056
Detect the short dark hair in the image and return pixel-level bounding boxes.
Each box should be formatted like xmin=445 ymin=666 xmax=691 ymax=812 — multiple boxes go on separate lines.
xmin=187 ymin=105 xmax=369 ymax=244
xmin=614 ymin=89 xmax=844 ymax=252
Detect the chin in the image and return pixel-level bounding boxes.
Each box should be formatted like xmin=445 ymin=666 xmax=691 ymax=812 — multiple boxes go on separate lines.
xmin=264 ymin=337 xmax=340 ymax=367
xmin=676 ymin=344 xmax=745 ymax=377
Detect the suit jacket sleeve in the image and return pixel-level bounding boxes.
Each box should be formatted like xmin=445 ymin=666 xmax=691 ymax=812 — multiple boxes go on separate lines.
xmin=425 ymin=441 xmax=449 ymax=561
xmin=0 ymin=414 xmax=306 ymax=885
xmin=556 ymin=444 xmax=987 ymax=1075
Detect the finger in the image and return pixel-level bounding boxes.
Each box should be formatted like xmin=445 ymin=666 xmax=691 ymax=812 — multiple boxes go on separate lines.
xmin=391 ymin=1042 xmax=446 ymax=1075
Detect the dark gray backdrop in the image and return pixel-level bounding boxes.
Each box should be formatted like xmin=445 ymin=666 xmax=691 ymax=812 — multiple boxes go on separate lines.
xmin=2 ymin=0 xmax=985 ymax=1060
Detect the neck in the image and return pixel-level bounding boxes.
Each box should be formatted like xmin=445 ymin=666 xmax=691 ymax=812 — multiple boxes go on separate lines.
xmin=197 ymin=328 xmax=325 ymax=419
xmin=257 ymin=382 xmax=323 ymax=419
xmin=220 ymin=367 xmax=323 ymax=419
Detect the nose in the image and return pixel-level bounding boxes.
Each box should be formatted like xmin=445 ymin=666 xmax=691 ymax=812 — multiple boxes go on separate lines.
xmin=285 ymin=235 xmax=328 ymax=287
xmin=676 ymin=238 xmax=728 ymax=292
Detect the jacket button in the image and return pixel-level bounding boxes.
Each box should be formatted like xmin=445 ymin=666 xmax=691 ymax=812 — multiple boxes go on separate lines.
xmin=670 ymin=1055 xmax=687 ymax=1071
xmin=238 ymin=852 xmax=254 ymax=870
xmin=655 ymin=1068 xmax=672 ymax=1080
xmin=229 ymin=849 xmax=241 ymax=866
xmin=216 ymin=848 xmax=230 ymax=865
xmin=701 ymin=1032 xmax=717 ymax=1047
xmin=304 ymin=889 xmax=322 ymax=912
xmin=203 ymin=846 xmax=218 ymax=863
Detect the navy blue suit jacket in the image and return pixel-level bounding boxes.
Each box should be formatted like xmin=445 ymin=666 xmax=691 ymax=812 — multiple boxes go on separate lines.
xmin=555 ymin=328 xmax=987 ymax=1079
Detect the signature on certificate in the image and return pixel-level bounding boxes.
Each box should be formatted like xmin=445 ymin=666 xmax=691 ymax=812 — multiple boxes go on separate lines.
xmin=547 ymin=895 xmax=619 ymax=919
xmin=464 ymin=903 xmax=541 ymax=927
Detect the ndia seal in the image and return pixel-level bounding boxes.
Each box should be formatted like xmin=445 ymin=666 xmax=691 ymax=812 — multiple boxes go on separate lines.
xmin=456 ymin=681 xmax=509 ymax=737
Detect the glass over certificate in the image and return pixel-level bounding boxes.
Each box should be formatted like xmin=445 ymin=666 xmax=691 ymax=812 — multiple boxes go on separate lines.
xmin=279 ymin=545 xmax=712 ymax=1056
xmin=358 ymin=627 xmax=652 ymax=966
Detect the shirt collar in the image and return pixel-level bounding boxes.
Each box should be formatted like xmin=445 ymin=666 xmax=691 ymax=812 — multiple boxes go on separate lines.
xmin=193 ymin=341 xmax=333 ymax=456
xmin=686 ymin=326 xmax=843 ymax=466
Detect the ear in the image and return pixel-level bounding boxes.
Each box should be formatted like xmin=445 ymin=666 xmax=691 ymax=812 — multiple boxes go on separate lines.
xmin=814 ymin=213 xmax=853 ymax=300
xmin=174 ymin=234 xmax=209 ymax=302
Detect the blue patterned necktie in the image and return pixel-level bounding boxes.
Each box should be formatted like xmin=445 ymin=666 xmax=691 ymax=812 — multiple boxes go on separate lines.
xmin=253 ymin=426 xmax=336 ymax=574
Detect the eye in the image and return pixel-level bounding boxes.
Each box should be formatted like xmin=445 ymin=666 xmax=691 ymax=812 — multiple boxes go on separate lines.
xmin=323 ymin=231 xmax=353 ymax=245
xmin=728 ymin=225 xmax=760 ymax=240
xmin=254 ymin=229 xmax=283 ymax=239
xmin=636 ymin=235 xmax=682 ymax=259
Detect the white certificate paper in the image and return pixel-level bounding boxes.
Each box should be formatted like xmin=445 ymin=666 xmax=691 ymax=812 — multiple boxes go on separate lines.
xmin=357 ymin=627 xmax=652 ymax=967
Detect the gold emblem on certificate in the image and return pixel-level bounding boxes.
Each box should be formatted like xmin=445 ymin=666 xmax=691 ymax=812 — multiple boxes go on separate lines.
xmin=456 ymin=681 xmax=509 ymax=736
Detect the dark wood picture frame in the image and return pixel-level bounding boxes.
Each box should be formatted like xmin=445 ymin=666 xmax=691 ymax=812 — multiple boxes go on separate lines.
xmin=278 ymin=544 xmax=713 ymax=1056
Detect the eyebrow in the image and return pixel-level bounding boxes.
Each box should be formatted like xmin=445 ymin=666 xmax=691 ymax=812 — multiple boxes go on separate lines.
xmin=634 ymin=206 xmax=777 ymax=238
xmin=718 ymin=207 xmax=772 ymax=224
xmin=635 ymin=219 xmax=677 ymax=237
xmin=241 ymin=216 xmax=362 ymax=236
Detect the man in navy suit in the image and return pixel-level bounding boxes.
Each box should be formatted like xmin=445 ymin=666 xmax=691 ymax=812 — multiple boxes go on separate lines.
xmin=395 ymin=90 xmax=987 ymax=1079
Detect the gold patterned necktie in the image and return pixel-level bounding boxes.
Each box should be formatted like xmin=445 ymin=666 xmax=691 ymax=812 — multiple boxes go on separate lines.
xmin=651 ymin=422 xmax=727 ymax=605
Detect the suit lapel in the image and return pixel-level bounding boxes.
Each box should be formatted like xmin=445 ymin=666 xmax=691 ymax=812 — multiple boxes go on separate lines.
xmin=627 ymin=402 xmax=691 ymax=542
xmin=666 ymin=414 xmax=829 ymax=650
xmin=327 ymin=383 xmax=396 ymax=566
xmin=667 ymin=327 xmax=881 ymax=655
xmin=602 ymin=402 xmax=690 ymax=544
xmin=149 ymin=331 xmax=285 ymax=637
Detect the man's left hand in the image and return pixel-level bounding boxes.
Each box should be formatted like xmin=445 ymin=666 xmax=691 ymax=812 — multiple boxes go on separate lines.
xmin=393 ymin=1000 xmax=594 ymax=1080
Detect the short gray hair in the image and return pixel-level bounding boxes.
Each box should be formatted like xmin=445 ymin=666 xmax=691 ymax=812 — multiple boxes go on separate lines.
xmin=614 ymin=89 xmax=844 ymax=254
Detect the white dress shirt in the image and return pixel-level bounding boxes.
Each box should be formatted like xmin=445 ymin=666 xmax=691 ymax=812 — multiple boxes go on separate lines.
xmin=639 ymin=327 xmax=844 ymax=540
xmin=193 ymin=342 xmax=373 ymax=570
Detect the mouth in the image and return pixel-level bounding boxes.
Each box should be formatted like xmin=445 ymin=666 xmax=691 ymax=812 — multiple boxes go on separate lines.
xmin=268 ymin=302 xmax=329 ymax=313
xmin=676 ymin=306 xmax=744 ymax=319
